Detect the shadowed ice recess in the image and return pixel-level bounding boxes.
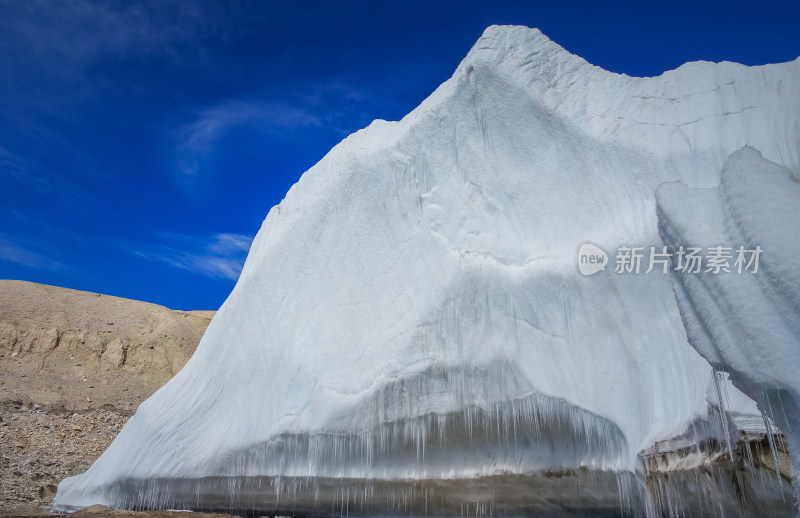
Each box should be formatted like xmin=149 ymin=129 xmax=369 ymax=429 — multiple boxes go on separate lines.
xmin=54 ymin=25 xmax=800 ymax=516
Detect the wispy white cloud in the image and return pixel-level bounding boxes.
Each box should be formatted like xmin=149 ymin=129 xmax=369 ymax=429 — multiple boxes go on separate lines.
xmin=295 ymin=81 xmax=381 ymax=134
xmin=0 ymin=1 xmax=215 ymax=207
xmin=0 ymin=1 xmax=231 ymax=198
xmin=0 ymin=0 xmax=223 ymax=87
xmin=2 ymin=208 xmax=55 ymax=234
xmin=0 ymin=146 xmax=37 ymax=177
xmin=170 ymin=80 xmax=389 ymax=194
xmin=0 ymin=144 xmax=90 ymax=209
xmin=133 ymin=232 xmax=253 ymax=281
xmin=172 ymin=99 xmax=326 ymax=192
xmin=0 ymin=235 xmax=63 ymax=271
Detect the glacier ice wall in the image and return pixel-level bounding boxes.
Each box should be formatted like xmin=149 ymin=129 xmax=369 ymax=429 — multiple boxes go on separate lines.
xmin=54 ymin=25 xmax=800 ymax=514
xmin=656 ymin=147 xmax=800 ymax=502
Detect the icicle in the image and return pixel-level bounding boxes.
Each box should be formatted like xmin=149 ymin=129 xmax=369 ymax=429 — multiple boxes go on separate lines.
xmin=777 ymin=390 xmax=792 ymax=433
xmin=712 ymin=367 xmax=735 ymax=461
xmin=761 ymin=391 xmax=784 ymax=489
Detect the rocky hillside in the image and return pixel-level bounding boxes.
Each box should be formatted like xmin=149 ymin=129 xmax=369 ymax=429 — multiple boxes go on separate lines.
xmin=0 ymin=280 xmax=214 ymax=510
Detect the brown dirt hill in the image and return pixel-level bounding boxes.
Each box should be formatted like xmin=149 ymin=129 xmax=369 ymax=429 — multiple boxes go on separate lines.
xmin=0 ymin=280 xmax=214 ymax=510
xmin=0 ymin=280 xmax=213 ymax=413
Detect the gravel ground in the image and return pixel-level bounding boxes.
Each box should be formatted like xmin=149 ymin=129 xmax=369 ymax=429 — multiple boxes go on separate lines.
xmin=0 ymin=402 xmax=128 ymax=511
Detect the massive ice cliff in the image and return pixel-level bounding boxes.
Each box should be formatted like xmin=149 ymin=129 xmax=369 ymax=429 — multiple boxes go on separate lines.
xmin=54 ymin=25 xmax=800 ymax=516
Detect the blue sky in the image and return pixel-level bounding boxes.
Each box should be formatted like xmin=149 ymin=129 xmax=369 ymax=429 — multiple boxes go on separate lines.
xmin=2 ymin=0 xmax=799 ymax=310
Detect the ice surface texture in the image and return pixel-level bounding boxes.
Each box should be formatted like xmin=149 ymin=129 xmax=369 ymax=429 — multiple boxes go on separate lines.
xmin=54 ymin=25 xmax=800 ymax=514
xmin=657 ymin=147 xmax=800 ymax=503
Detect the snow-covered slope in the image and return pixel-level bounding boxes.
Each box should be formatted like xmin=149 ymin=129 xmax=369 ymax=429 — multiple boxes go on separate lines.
xmin=656 ymin=147 xmax=800 ymax=502
xmin=54 ymin=25 xmax=800 ymax=515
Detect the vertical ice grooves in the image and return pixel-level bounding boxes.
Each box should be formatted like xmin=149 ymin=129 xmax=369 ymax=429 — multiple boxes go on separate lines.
xmin=761 ymin=390 xmax=786 ymax=489
xmin=713 ymin=368 xmax=735 ymax=461
xmin=65 ymin=384 xmax=630 ymax=514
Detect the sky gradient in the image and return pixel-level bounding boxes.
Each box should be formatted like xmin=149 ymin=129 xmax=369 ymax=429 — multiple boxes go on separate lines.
xmin=2 ymin=0 xmax=799 ymax=310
